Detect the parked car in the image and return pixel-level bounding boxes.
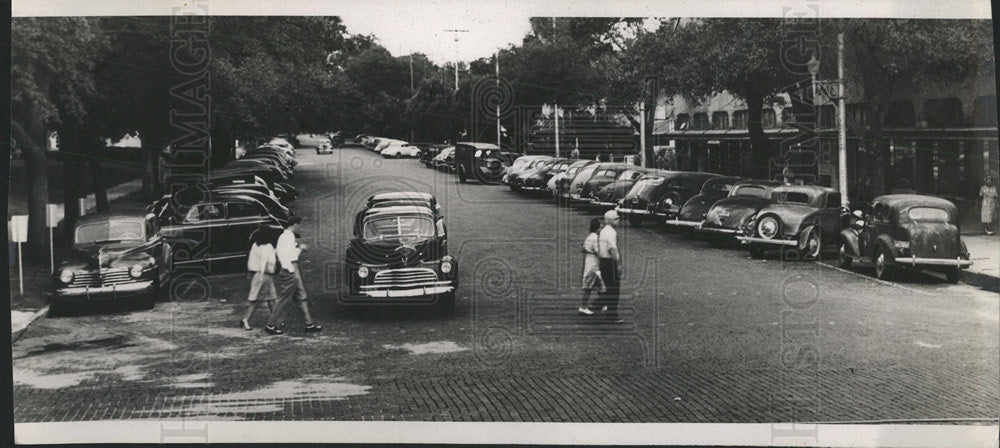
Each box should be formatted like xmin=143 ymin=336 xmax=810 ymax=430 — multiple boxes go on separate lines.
xmin=159 ymin=196 xmax=284 ymax=269
xmin=501 ymin=155 xmax=551 ymax=190
xmin=52 ymin=212 xmax=172 ymax=310
xmin=696 ymin=180 xmax=784 ymax=246
xmin=659 ymin=175 xmax=743 ymax=230
xmin=589 ymin=166 xmax=658 ymax=210
xmin=419 ymin=144 xmax=449 ymax=167
xmin=454 ymin=142 xmax=512 ymax=184
xmin=344 ymin=203 xmax=458 ymax=313
xmin=316 ymin=140 xmax=334 ymax=154
xmin=266 ymin=137 xmax=296 ymax=156
xmin=328 ymin=131 xmax=345 ymax=147
xmin=550 ymin=160 xmax=595 ymax=202
xmin=560 ymin=162 xmax=613 ymax=205
xmin=737 ymin=185 xmax=845 ymax=259
xmin=575 ymin=163 xmax=634 ymax=206
xmin=381 ymin=142 xmax=421 ymax=158
xmin=374 ymin=139 xmax=407 ymax=154
xmin=355 ymin=192 xmax=442 ymax=236
xmin=519 ymin=158 xmax=571 ymax=192
xmin=505 ymin=157 xmax=556 ymax=191
xmin=838 ymin=194 xmax=972 ymax=282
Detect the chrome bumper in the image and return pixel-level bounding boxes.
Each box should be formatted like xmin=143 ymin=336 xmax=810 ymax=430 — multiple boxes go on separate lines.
xmin=616 ymin=207 xmax=650 ymax=215
xmin=697 ymin=226 xmax=738 ymax=235
xmin=664 ymin=218 xmax=702 ymax=228
xmin=589 ymin=200 xmax=617 ymax=207
xmin=902 ymin=257 xmax=973 ymax=268
xmin=737 ymin=236 xmax=798 ymax=246
xmin=55 ymin=281 xmax=155 ymax=298
xmin=357 ymin=283 xmax=455 ymax=298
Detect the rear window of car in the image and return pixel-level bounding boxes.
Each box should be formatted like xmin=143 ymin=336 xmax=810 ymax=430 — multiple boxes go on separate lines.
xmin=779 ymin=192 xmax=811 ymax=205
xmin=907 ymin=207 xmax=950 ymax=223
xmin=619 ymin=170 xmax=643 ymax=180
xmin=733 ymin=186 xmax=767 ymax=197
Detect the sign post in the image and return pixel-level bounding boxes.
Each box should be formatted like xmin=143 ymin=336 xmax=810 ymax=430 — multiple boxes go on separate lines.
xmin=47 ymin=204 xmax=59 ymax=273
xmin=11 ymin=215 xmax=28 ymax=296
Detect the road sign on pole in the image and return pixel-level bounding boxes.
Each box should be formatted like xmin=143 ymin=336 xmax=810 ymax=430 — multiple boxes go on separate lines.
xmin=11 ymin=215 xmax=28 ymax=295
xmin=47 ymin=204 xmax=59 ymax=273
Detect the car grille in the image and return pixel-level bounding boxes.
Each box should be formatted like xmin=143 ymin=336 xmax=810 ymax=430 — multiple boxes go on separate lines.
xmin=68 ymin=268 xmax=140 ymax=288
xmin=372 ymin=268 xmax=438 ymax=287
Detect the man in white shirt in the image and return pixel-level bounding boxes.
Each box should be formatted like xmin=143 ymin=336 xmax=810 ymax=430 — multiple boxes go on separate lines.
xmin=597 ymin=209 xmax=624 ymax=323
xmin=266 ymin=216 xmax=322 ymax=334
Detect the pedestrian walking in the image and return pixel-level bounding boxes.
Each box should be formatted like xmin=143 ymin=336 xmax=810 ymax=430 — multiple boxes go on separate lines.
xmin=240 ymin=226 xmax=278 ymax=330
xmin=265 ymin=216 xmax=322 ymax=335
xmin=578 ymin=218 xmax=605 ymax=315
xmin=595 ymin=210 xmax=624 ymax=323
xmin=980 ymin=176 xmax=997 ymax=235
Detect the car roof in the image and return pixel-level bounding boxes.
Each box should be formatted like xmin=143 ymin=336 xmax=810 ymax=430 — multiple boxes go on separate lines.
xmin=456 ymin=142 xmax=502 ymax=150
xmin=369 ymin=192 xmax=435 ymax=202
xmin=77 ymin=212 xmax=149 ymax=225
xmin=772 ymin=184 xmax=838 ymax=195
xmin=361 ymin=205 xmax=435 ymax=219
xmin=873 ymin=194 xmax=957 ymax=211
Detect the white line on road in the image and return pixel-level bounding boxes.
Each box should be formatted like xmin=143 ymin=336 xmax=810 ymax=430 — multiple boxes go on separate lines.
xmin=813 ymin=261 xmax=932 ymax=296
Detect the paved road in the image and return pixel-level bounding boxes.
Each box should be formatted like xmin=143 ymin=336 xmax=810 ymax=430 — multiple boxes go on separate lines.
xmin=12 ymin=148 xmax=999 ymax=422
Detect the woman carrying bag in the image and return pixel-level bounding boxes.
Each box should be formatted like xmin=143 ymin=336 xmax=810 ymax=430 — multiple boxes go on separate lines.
xmin=240 ymin=225 xmax=279 ymax=330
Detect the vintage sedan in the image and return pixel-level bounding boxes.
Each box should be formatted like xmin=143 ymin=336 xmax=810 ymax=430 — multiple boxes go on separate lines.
xmin=838 ymin=194 xmax=971 ymax=282
xmin=52 ymin=212 xmax=172 ymax=309
xmin=454 ymin=142 xmax=512 ymax=184
xmin=159 ymin=196 xmax=285 ymax=269
xmin=551 ymin=160 xmax=595 ymax=202
xmin=661 ymin=176 xmax=743 ymax=230
xmin=616 ymin=171 xmax=721 ymax=226
xmin=573 ymin=163 xmax=633 ymax=205
xmin=344 ymin=204 xmax=458 ymax=313
xmin=516 ymin=158 xmax=570 ymax=191
xmin=419 ymin=144 xmax=448 ymax=167
xmin=381 ymin=142 xmax=421 ymax=158
xmin=507 ymin=157 xmax=558 ymax=191
xmin=431 ymin=146 xmax=456 ymax=171
xmin=737 ymin=185 xmax=845 ymax=259
xmin=589 ymin=167 xmax=657 ymax=210
xmin=697 ymin=180 xmax=784 ymax=246
xmin=501 ymin=155 xmax=552 ymax=191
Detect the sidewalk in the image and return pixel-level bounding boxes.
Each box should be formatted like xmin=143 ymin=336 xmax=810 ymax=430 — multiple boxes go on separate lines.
xmin=964 ymin=234 xmax=1000 ymax=279
xmin=9 ymin=179 xmax=144 ymax=340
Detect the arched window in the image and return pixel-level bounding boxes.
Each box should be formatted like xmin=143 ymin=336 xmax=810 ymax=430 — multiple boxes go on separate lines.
xmin=732 ymin=110 xmax=748 ymax=129
xmin=675 ymin=114 xmax=690 ymax=131
xmin=692 ymin=113 xmax=709 ymax=130
xmin=712 ymin=111 xmax=729 ymax=130
xmin=761 ymin=109 xmax=777 ymax=128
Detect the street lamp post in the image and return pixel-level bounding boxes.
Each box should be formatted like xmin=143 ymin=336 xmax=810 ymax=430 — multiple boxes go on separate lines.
xmin=807 ymin=33 xmax=849 ymax=208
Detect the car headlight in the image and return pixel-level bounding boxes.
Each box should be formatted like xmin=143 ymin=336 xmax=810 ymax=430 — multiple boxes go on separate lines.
xmin=357 ymin=266 xmax=369 ymax=278
xmin=441 ymin=260 xmax=453 ymax=274
xmin=59 ymin=269 xmax=74 ymax=284
xmin=129 ymin=264 xmax=144 ymax=278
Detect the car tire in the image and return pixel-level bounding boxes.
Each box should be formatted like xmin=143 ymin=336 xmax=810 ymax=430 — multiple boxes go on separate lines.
xmin=802 ymin=229 xmax=822 ymax=260
xmin=755 ymin=215 xmax=782 ymax=241
xmin=837 ymin=242 xmax=853 ymax=268
xmin=945 ymin=267 xmax=961 ymax=284
xmin=874 ymin=247 xmax=894 ymax=280
xmin=748 ymin=244 xmax=766 ymax=259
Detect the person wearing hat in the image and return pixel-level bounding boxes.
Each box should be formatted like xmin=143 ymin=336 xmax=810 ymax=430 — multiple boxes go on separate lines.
xmin=596 ymin=209 xmax=624 ymax=323
xmin=265 ymin=215 xmax=322 ymax=334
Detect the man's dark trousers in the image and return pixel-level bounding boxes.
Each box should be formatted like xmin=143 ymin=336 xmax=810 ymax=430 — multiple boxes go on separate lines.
xmin=597 ymin=258 xmax=620 ymax=319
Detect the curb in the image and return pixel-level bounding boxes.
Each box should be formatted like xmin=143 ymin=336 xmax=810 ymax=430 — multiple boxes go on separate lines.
xmin=12 ymin=306 xmax=49 ymax=343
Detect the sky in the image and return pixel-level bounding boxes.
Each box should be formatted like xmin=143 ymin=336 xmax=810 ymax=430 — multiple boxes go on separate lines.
xmin=339 ymin=3 xmax=535 ymax=64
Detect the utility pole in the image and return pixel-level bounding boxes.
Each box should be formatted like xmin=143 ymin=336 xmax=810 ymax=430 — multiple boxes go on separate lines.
xmin=444 ymin=29 xmax=468 ymax=91
xmin=640 ymin=102 xmax=647 ymax=167
xmin=555 ymin=103 xmax=560 ymax=158
xmin=837 ymin=33 xmax=848 ymax=207
xmin=496 ymin=51 xmax=501 ymax=148
xmin=410 ymin=53 xmax=415 ymax=142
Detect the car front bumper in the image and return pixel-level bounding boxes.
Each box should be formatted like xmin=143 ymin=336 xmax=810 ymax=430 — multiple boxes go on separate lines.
xmin=697 ymin=226 xmax=738 ymax=235
xmin=899 ymin=257 xmax=973 ymax=268
xmin=615 ymin=207 xmax=650 ymax=216
xmin=55 ymin=280 xmax=155 ymax=299
xmin=663 ymin=218 xmax=702 ymax=228
xmin=736 ymin=236 xmax=798 ymax=246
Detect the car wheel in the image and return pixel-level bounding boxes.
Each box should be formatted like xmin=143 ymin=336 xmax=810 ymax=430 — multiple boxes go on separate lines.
xmin=945 ymin=267 xmax=961 ymax=284
xmin=749 ymin=244 xmax=766 ymax=259
xmin=874 ymin=247 xmax=894 ymax=280
xmin=755 ymin=215 xmax=782 ymax=240
xmin=837 ymin=242 xmax=853 ymax=268
xmin=802 ymin=230 xmax=822 ymax=259
xmin=628 ymin=215 xmax=645 ymax=227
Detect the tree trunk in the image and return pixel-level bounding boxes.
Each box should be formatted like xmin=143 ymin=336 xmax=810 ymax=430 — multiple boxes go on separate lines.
xmin=62 ymin=151 xmax=83 ymax=242
xmin=745 ymin=95 xmax=769 ymax=179
xmin=141 ymin=145 xmax=157 ymax=202
xmin=91 ymin=158 xmax=109 ymax=212
xmin=11 ymin=121 xmax=49 ymax=258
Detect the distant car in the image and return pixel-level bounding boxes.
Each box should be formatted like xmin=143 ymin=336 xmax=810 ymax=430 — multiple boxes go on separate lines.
xmin=374 ymin=139 xmax=407 ymax=154
xmin=551 ymin=160 xmax=595 ymax=202
xmin=737 ymin=185 xmax=845 ymax=259
xmin=52 ymin=212 xmax=172 ymax=310
xmin=660 ymin=175 xmax=742 ymax=230
xmin=432 ymin=146 xmax=456 ymax=171
xmin=502 ymin=155 xmax=551 ymax=191
xmin=419 ymin=144 xmax=448 ymax=167
xmin=381 ymin=142 xmax=421 ymax=158
xmin=344 ymin=203 xmax=458 ymax=313
xmin=589 ymin=166 xmax=658 ymax=210
xmin=505 ymin=157 xmax=555 ymax=191
xmin=328 ymin=131 xmax=345 ymax=147
xmin=696 ymin=180 xmax=784 ymax=246
xmin=159 ymin=197 xmax=284 ymax=269
xmin=316 ymin=140 xmax=334 ymax=154
xmin=454 ymin=142 xmax=512 ymax=184
xmin=521 ymin=158 xmax=572 ymax=192
xmin=575 ymin=163 xmax=634 ymax=206
xmin=838 ymin=194 xmax=972 ymax=282
xmin=266 ymin=138 xmax=296 ymax=156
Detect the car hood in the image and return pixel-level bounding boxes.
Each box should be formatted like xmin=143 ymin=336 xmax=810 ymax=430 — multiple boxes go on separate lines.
xmin=65 ymin=240 xmax=155 ymax=270
xmin=346 ymin=237 xmax=445 ymax=267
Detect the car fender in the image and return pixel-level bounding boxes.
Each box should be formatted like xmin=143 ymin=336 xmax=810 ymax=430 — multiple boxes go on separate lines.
xmin=839 ymin=229 xmax=860 ymax=257
xmin=875 ymin=234 xmax=897 ymax=263
xmin=797 ymin=224 xmax=817 ymax=249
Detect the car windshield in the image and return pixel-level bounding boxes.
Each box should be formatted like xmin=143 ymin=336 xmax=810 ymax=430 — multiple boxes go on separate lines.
xmin=779 ymin=192 xmax=811 ymax=205
xmin=363 ymin=215 xmax=435 ymax=241
xmin=907 ymin=207 xmax=950 ymax=223
xmin=574 ymin=166 xmax=597 ymax=181
xmin=75 ymin=221 xmax=144 ymax=244
xmin=595 ymin=169 xmax=617 ymax=178
xmin=733 ymin=185 xmax=767 ymax=197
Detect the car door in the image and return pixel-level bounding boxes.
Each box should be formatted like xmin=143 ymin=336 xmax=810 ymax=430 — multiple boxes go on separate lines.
xmin=225 ymin=201 xmax=272 ymax=260
xmin=162 ymin=202 xmax=228 ymax=267
xmin=861 ymin=201 xmax=887 ymax=259
xmin=818 ymin=192 xmax=843 ymax=241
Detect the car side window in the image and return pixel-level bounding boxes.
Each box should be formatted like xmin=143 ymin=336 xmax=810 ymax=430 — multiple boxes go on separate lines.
xmin=227 ymin=202 xmax=266 ymax=218
xmin=871 ymin=202 xmax=888 ymax=224
xmin=184 ymin=203 xmax=225 ymax=222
